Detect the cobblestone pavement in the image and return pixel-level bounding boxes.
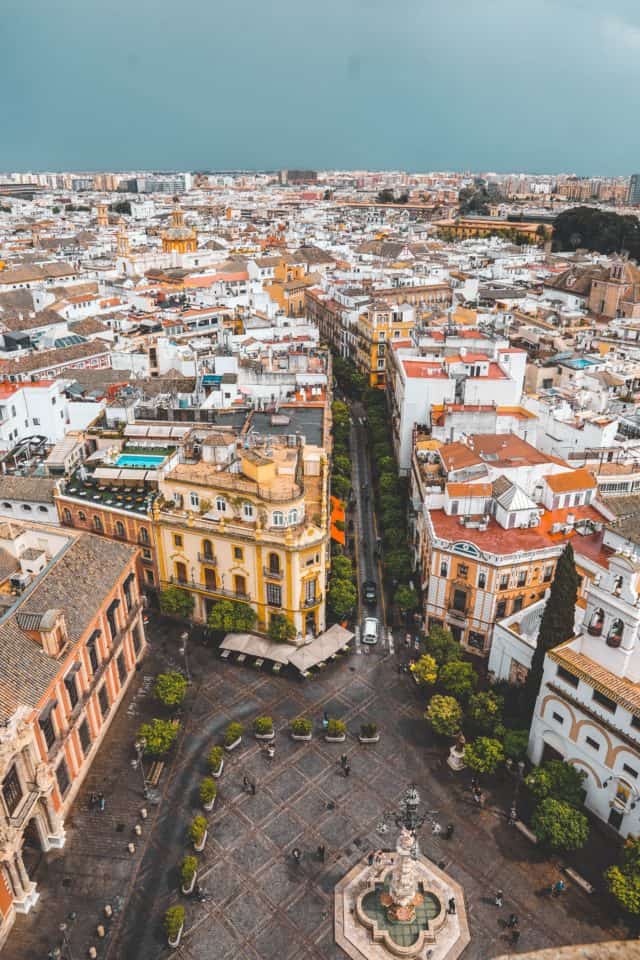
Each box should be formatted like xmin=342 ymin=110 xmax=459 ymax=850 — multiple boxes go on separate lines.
xmin=4 ymin=620 xmax=629 ymax=960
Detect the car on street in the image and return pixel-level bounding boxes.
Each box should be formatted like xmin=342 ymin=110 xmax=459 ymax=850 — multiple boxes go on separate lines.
xmin=362 ymin=616 xmax=379 ymax=644
xmin=362 ymin=580 xmax=377 ymax=605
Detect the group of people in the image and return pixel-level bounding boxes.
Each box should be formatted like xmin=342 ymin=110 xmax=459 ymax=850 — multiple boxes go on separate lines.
xmin=494 ymin=891 xmax=521 ymax=944
xmin=89 ymin=792 xmax=106 ymax=812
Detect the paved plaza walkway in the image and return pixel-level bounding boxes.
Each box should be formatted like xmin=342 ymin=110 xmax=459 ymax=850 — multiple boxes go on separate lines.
xmin=4 ymin=619 xmax=630 ymax=960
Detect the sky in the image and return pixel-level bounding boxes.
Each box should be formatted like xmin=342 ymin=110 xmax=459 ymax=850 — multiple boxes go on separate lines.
xmin=2 ymin=0 xmax=640 ymax=174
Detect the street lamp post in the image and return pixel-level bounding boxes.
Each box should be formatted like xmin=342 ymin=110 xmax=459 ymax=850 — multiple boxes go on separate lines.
xmin=179 ymin=630 xmax=191 ymax=683
xmin=131 ymin=738 xmax=147 ymax=797
xmin=49 ymin=912 xmax=77 ymax=960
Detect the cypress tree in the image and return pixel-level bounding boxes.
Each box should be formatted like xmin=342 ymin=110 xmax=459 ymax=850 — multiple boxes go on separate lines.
xmin=524 ymin=543 xmax=579 ymax=717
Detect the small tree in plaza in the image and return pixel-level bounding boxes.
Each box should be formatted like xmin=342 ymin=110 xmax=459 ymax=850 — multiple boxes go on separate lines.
xmin=425 ymin=695 xmax=463 ymax=737
xmin=231 ymin=601 xmax=258 ymax=632
xmin=525 ymin=759 xmax=586 ymax=806
xmin=423 ymin=626 xmax=462 ymax=665
xmin=268 ymin=614 xmax=296 ymax=643
xmin=532 ymin=797 xmax=589 ymax=851
xmin=463 ymin=737 xmax=505 ymax=776
xmin=439 ymin=660 xmax=478 ymax=699
xmin=154 ymin=671 xmax=188 ymax=709
xmin=409 ymin=654 xmax=438 ymax=686
xmin=606 ymin=836 xmax=640 ymax=915
xmin=137 ymin=718 xmax=180 ymax=756
xmin=331 ymin=555 xmax=353 ymax=580
xmin=207 ymin=600 xmax=257 ymax=634
xmin=328 ymin=577 xmax=357 ymax=621
xmin=467 ymin=691 xmax=504 ymax=734
xmin=160 ymin=585 xmax=194 ymax=619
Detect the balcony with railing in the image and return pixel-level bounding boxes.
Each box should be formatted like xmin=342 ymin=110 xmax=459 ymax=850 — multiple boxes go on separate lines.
xmin=164 ymin=577 xmax=250 ymax=602
xmin=263 ymin=566 xmax=283 ymax=581
xmin=197 ymin=553 xmax=218 ymax=565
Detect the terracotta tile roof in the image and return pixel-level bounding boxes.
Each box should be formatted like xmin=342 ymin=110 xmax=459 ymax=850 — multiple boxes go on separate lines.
xmin=544 ymin=468 xmax=597 ymax=493
xmin=446 ymin=482 xmax=493 ymax=498
xmin=549 ymin=643 xmax=640 ymax=714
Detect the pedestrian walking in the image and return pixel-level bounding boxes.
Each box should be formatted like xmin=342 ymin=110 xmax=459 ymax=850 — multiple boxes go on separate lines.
xmin=98 ymin=793 xmax=105 ymax=812
xmin=317 ymin=844 xmax=326 ymax=862
xmin=250 ymin=780 xmax=256 ymax=795
xmin=508 ymin=914 xmax=518 ymax=929
xmin=552 ymin=880 xmax=566 ymax=897
xmin=89 ymin=792 xmax=98 ymax=810
xmin=495 ymin=890 xmax=503 ymax=908
xmin=473 ymin=789 xmax=481 ymax=805
xmin=367 ymin=851 xmax=375 ymax=866
xmin=448 ymin=897 xmax=456 ymax=915
xmin=340 ymin=753 xmax=348 ymax=769
xmin=292 ymin=847 xmax=302 ymax=864
xmin=322 ymin=711 xmax=329 ymax=730
xmin=445 ymin=823 xmax=454 ymax=840
xmin=243 ymin=776 xmax=250 ymax=793
xmin=510 ymin=929 xmax=520 ymax=946
xmin=432 ymin=822 xmax=442 ymax=836
xmin=344 ymin=763 xmax=351 ymax=778
xmin=471 ymin=776 xmax=478 ymax=792
xmin=508 ymin=804 xmax=517 ymax=826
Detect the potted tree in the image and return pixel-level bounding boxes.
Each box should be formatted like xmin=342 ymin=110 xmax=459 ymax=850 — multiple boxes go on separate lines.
xmin=164 ymin=905 xmax=185 ymax=949
xmin=224 ymin=722 xmax=243 ymax=752
xmin=189 ymin=815 xmax=208 ymax=852
xmin=180 ymin=855 xmax=198 ymax=895
xmin=199 ymin=777 xmax=217 ymax=812
xmin=207 ymin=745 xmax=224 ymax=778
xmin=358 ymin=722 xmax=379 ymax=744
xmin=325 ymin=719 xmax=347 ymax=743
xmin=290 ymin=717 xmax=313 ymax=742
xmin=254 ymin=716 xmax=275 ymax=741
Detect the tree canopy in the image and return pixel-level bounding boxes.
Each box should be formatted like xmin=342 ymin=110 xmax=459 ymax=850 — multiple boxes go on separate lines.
xmin=154 ymin=672 xmax=188 ymax=708
xmin=531 ymin=797 xmax=589 ymax=851
xmin=268 ymin=614 xmax=296 ymax=643
xmin=606 ymin=836 xmax=640 ymax=915
xmin=409 ymin=654 xmax=438 ymax=686
xmin=425 ymin=695 xmax=462 ymax=737
xmin=423 ymin=626 xmax=462 ymax=665
xmin=553 ymin=205 xmax=640 ymax=259
xmin=137 ymin=718 xmax=180 ymax=756
xmin=525 ymin=759 xmax=586 ymax=807
xmin=463 ymin=737 xmax=505 ymax=776
xmin=207 ymin=600 xmax=257 ymax=634
xmin=160 ymin=585 xmax=194 ymax=619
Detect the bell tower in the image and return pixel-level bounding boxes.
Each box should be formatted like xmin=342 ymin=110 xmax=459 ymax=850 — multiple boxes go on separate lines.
xmin=116 ymin=218 xmax=130 ymax=257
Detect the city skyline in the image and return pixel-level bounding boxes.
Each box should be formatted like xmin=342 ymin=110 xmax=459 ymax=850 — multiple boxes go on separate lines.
xmin=3 ymin=0 xmax=640 ymax=174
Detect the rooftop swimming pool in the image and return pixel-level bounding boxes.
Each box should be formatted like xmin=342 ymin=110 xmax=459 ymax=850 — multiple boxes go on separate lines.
xmin=116 ymin=454 xmax=165 ymax=469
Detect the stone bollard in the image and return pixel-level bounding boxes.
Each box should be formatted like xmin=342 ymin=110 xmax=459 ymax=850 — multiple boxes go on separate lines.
xmin=88 ymin=948 xmax=97 ymax=958
xmin=127 ymin=842 xmax=136 ymax=854
xmin=134 ymin=823 xmax=142 ymax=836
xmin=104 ymin=904 xmax=113 ymax=919
xmin=140 ymin=807 xmax=148 ymax=820
xmin=97 ymin=924 xmax=105 ymax=938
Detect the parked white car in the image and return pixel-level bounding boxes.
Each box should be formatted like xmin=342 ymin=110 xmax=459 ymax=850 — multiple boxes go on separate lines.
xmin=362 ymin=617 xmax=380 ymax=645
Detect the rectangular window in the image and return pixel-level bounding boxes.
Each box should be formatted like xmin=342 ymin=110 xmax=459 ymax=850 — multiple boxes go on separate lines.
xmin=98 ymin=685 xmax=110 ymax=719
xmin=133 ymin=624 xmax=143 ymax=655
xmin=116 ymin=652 xmax=127 ymax=685
xmin=499 ymin=574 xmax=509 ymax=591
xmin=557 ymin=666 xmax=579 ymax=688
xmin=87 ymin=633 xmax=100 ymax=673
xmin=267 ymin=583 xmax=281 ymax=607
xmin=468 ymin=631 xmax=485 ymax=650
xmin=204 ymin=567 xmax=216 ymax=590
xmin=233 ymin=546 xmax=243 ymax=561
xmin=552 ymin=712 xmax=564 ymax=724
xmin=79 ymin=719 xmax=92 ymax=756
xmin=631 ymin=715 xmax=640 ymax=732
xmin=56 ymin=758 xmax=70 ymax=797
xmin=189 ymin=492 xmax=199 ymax=508
xmin=145 ymin=569 xmax=155 ymax=584
xmin=2 ymin=765 xmax=23 ymax=815
xmin=592 ymin=689 xmax=616 ymax=713
xmin=64 ymin=673 xmax=79 ymax=709
xmin=142 ymin=548 xmax=152 ymax=560
xmin=39 ymin=710 xmax=56 ymax=749
xmin=585 ymin=736 xmax=600 ymax=751
xmin=543 ymin=565 xmax=553 ymax=583
xmin=440 ymin=562 xmax=448 ymax=577
xmin=623 ymin=763 xmax=638 ymax=779
xmin=305 ymin=579 xmax=317 ymax=603
xmin=452 ymin=589 xmax=467 ymax=612
xmin=175 ymin=561 xmax=187 ymax=584
xmin=517 ymin=571 xmax=527 ymax=587
xmin=512 ymin=596 xmax=524 ymax=613
xmin=457 ymin=564 xmax=468 ymax=579
xmin=107 ymin=599 xmax=120 ymax=641
xmin=478 ymin=572 xmax=486 ymax=589
xmin=173 ymin=534 xmax=183 ymax=548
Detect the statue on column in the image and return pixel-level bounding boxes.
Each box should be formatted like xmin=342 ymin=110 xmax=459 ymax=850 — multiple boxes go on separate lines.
xmin=379 ymin=826 xmax=424 ymax=923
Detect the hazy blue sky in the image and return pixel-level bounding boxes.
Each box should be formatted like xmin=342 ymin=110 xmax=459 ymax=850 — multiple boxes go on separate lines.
xmin=2 ymin=0 xmax=640 ymax=174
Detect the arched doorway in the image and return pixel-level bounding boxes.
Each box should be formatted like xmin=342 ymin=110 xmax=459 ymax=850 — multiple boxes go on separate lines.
xmin=21 ymin=816 xmax=45 ymax=876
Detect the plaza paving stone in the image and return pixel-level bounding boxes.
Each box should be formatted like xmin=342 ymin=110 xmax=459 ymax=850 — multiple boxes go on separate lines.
xmin=2 ymin=616 xmax=632 ymax=960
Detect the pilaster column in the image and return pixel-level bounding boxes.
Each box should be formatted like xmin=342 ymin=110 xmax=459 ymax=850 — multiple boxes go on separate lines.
xmin=42 ymin=797 xmax=66 ymax=849
xmin=15 ymin=853 xmax=30 ymax=892
xmin=5 ymin=859 xmax=24 ymax=899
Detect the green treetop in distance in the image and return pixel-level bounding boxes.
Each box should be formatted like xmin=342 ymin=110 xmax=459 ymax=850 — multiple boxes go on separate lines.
xmin=524 ymin=543 xmax=579 ymax=716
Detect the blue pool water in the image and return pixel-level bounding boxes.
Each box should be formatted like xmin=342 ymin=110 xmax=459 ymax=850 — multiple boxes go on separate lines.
xmin=116 ymin=454 xmax=165 ymax=468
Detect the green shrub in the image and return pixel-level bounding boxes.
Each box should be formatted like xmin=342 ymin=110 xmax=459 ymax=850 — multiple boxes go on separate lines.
xmin=532 ymin=798 xmax=589 ymax=851
xmin=291 ymin=717 xmax=312 ymax=736
xmin=207 ymin=745 xmax=224 ymax=773
xmin=525 ymin=760 xmax=586 ymax=806
xmin=463 ymin=737 xmax=505 ymax=776
xmin=467 ymin=691 xmax=504 ymax=733
xmin=606 ymin=837 xmax=640 ymax=914
xmin=425 ymin=695 xmax=462 ymax=737
xmin=137 ymin=718 xmax=180 ymax=757
xmin=360 ymin=722 xmax=378 ymax=738
xmin=181 ymin=855 xmax=198 ymax=887
xmin=409 ymin=654 xmax=438 ymax=686
xmin=268 ymin=614 xmax=296 ymax=643
xmin=189 ymin=815 xmax=207 ymax=846
xmin=326 ymin=719 xmax=346 ymax=737
xmin=164 ymin=905 xmax=185 ymax=939
xmin=503 ymin=729 xmax=530 ymax=762
xmin=199 ymin=778 xmax=217 ymax=805
xmin=423 ymin=626 xmax=462 ymax=665
xmin=224 ymin=722 xmax=243 ymax=746
xmin=439 ymin=661 xmax=478 ymax=699
xmin=159 ymin=585 xmax=194 ymax=619
xmin=254 ymin=716 xmax=274 ymax=735
xmin=154 ymin=671 xmax=187 ymax=708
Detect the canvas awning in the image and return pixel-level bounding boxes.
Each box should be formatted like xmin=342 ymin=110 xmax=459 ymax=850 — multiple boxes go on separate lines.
xmin=288 ymin=624 xmax=353 ymax=673
xmin=220 ymin=633 xmax=292 ymax=664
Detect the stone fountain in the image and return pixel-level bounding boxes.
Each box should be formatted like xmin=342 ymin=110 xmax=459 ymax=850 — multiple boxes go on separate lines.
xmin=334 ymin=785 xmax=470 ymax=960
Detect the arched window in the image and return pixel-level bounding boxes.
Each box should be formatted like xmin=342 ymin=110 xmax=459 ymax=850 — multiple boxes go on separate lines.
xmin=243 ymin=502 xmax=254 ymax=520
xmin=268 ymin=552 xmax=280 ymax=574
xmin=93 ymin=515 xmax=103 ymax=532
xmin=288 ymin=508 xmax=298 ymax=525
xmin=614 ymin=575 xmax=623 ymax=596
xmin=607 ymin=618 xmax=624 ymax=648
xmin=587 ymin=608 xmax=604 ymax=637
xmin=139 ymin=527 xmax=149 ymax=545
xmin=215 ymin=497 xmax=227 ymax=513
xmin=21 ymin=504 xmax=32 ymax=512
xmin=202 ymin=539 xmax=213 ymax=560
xmin=1 ymin=502 xmax=11 ymax=510
xmin=272 ymin=511 xmax=284 ymax=527
xmin=62 ymin=508 xmax=72 ymax=524
xmin=78 ymin=511 xmax=86 ymax=522
xmin=115 ymin=520 xmax=125 ymax=538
